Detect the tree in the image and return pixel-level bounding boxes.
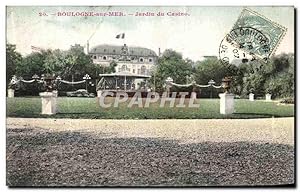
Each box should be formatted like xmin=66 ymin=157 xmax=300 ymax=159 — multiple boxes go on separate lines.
xmin=6 ymin=44 xmax=22 ymax=83
xmin=16 ymin=44 xmax=110 ymax=82
xmin=194 ymin=58 xmax=230 ymax=86
xmin=239 ymin=53 xmax=294 ymax=98
xmin=264 ymin=73 xmax=293 ymax=98
xmin=263 ymin=53 xmax=294 ymax=98
xmin=150 ymin=49 xmax=193 ymax=92
xmin=16 ymin=50 xmax=51 ymax=79
xmin=43 ymin=49 xmax=66 ymax=76
xmin=59 ymin=45 xmax=93 ymax=80
xmin=242 ymin=72 xmax=265 ymax=96
xmin=238 ymin=60 xmax=265 ymax=96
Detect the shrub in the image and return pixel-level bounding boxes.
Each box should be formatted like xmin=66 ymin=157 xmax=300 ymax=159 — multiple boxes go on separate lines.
xmin=279 ymin=98 xmax=294 ymax=104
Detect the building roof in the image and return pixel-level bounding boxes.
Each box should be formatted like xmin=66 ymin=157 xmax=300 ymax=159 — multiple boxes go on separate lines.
xmin=89 ymin=44 xmax=157 ymax=57
xmin=99 ymin=71 xmax=151 ymax=78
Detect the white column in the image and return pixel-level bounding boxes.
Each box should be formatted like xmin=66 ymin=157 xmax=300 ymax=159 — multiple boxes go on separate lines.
xmin=249 ymin=93 xmax=255 ymax=101
xmin=97 ymin=90 xmax=103 ymax=97
xmin=53 ymin=90 xmax=58 ymax=97
xmin=219 ymin=93 xmax=235 ymax=115
xmin=266 ymin=94 xmax=272 ymax=101
xmin=52 ymin=90 xmax=58 ymax=113
xmin=7 ymin=89 xmax=14 ymax=98
xmin=190 ymin=92 xmax=197 ymax=100
xmin=39 ymin=92 xmax=56 ymax=115
xmin=166 ymin=85 xmax=171 ymax=98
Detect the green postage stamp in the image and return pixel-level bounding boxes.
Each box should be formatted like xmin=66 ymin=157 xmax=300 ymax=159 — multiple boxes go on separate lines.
xmin=230 ymin=8 xmax=287 ymax=61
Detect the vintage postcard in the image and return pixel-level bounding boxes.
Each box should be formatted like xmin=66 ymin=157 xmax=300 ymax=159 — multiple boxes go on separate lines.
xmin=6 ymin=6 xmax=295 ymax=187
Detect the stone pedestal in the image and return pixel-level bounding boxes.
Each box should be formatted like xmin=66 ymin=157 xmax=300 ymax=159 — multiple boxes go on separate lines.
xmin=39 ymin=92 xmax=56 ymax=115
xmin=265 ymin=94 xmax=272 ymax=101
xmin=249 ymin=93 xmax=255 ymax=101
xmin=165 ymin=85 xmax=171 ymax=98
xmin=52 ymin=90 xmax=58 ymax=113
xmin=53 ymin=90 xmax=58 ymax=97
xmin=7 ymin=89 xmax=14 ymax=98
xmin=219 ymin=93 xmax=235 ymax=115
xmin=190 ymin=92 xmax=197 ymax=100
xmin=97 ymin=90 xmax=103 ymax=97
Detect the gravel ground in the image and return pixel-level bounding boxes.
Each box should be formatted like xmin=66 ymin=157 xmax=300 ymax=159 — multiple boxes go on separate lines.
xmin=7 ymin=118 xmax=294 ymax=145
xmin=6 ymin=118 xmax=295 ymax=187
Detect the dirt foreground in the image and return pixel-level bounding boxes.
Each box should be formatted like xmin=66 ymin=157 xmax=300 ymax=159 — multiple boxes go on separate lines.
xmin=6 ymin=117 xmax=294 ymax=186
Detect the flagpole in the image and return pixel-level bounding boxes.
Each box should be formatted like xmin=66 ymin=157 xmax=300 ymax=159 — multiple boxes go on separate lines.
xmin=123 ymin=33 xmax=127 ymax=91
xmin=123 ymin=34 xmax=125 ymax=45
xmin=123 ymin=33 xmax=127 ymax=60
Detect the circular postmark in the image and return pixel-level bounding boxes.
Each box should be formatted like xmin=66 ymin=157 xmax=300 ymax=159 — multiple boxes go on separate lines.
xmin=219 ymin=27 xmax=271 ymax=68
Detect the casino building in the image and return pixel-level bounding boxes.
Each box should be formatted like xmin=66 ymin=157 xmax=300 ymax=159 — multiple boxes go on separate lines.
xmin=88 ymin=44 xmax=158 ymax=76
xmin=88 ymin=44 xmax=159 ymax=92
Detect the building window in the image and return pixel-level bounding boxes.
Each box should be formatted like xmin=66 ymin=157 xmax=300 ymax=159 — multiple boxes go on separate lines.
xmin=104 ymin=49 xmax=107 ymax=52
xmin=103 ymin=56 xmax=107 ymax=60
xmin=149 ymin=58 xmax=153 ymax=62
xmin=141 ymin=65 xmax=146 ymax=75
xmin=133 ymin=69 xmax=135 ymax=73
xmin=138 ymin=69 xmax=141 ymax=74
xmin=93 ymin=55 xmax=97 ymax=59
xmin=113 ymin=49 xmax=116 ymax=53
xmin=139 ymin=58 xmax=144 ymax=62
xmin=121 ymin=65 xmax=126 ymax=72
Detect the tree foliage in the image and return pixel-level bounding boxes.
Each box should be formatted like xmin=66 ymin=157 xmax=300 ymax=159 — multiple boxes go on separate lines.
xmin=6 ymin=44 xmax=22 ymax=82
xmin=150 ymin=49 xmax=193 ymax=92
xmin=13 ymin=44 xmax=114 ymax=81
xmin=16 ymin=50 xmax=52 ymax=78
xmin=237 ymin=53 xmax=294 ymax=98
xmin=7 ymin=43 xmax=294 ymax=98
xmin=263 ymin=53 xmax=294 ymax=98
xmin=194 ymin=58 xmax=231 ymax=85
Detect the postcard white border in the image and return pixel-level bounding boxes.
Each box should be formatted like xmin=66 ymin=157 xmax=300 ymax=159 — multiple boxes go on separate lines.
xmin=1 ymin=1 xmax=298 ymax=192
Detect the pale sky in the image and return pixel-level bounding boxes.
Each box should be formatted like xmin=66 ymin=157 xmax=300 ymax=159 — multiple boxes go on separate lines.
xmin=6 ymin=6 xmax=294 ymax=61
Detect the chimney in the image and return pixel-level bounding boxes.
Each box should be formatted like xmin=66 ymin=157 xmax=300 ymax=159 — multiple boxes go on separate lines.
xmin=158 ymin=48 xmax=161 ymax=57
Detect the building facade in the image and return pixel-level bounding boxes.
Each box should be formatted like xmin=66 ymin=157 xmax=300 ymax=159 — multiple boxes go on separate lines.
xmin=89 ymin=44 xmax=158 ymax=76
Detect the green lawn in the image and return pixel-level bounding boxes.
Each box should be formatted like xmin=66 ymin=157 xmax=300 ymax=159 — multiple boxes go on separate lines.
xmin=6 ymin=97 xmax=294 ymax=119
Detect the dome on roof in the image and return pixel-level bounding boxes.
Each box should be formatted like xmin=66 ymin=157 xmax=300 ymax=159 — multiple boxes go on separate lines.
xmin=89 ymin=44 xmax=157 ymax=57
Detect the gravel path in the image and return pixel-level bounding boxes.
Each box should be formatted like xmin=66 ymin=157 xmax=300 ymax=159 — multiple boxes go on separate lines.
xmin=7 ymin=117 xmax=294 ymax=145
xmin=6 ymin=118 xmax=294 ymax=186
